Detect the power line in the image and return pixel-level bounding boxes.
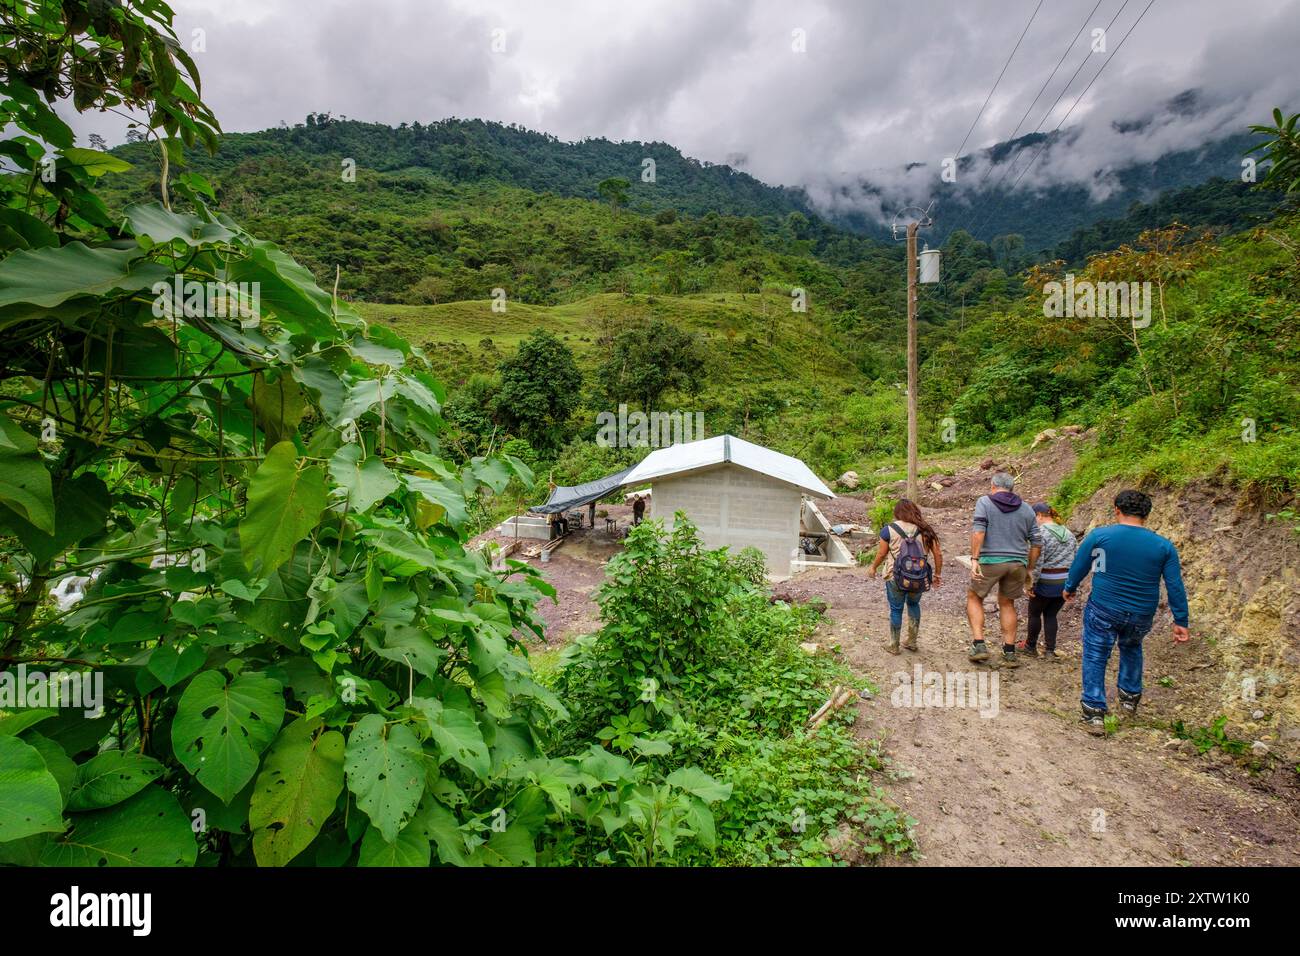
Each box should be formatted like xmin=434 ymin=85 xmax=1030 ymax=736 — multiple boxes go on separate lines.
xmin=949 ymin=0 xmax=1046 ymax=166
xmin=942 ymin=0 xmax=1106 ymax=246
xmin=956 ymin=0 xmax=1131 ymax=243
xmin=968 ymin=0 xmax=1158 ymax=242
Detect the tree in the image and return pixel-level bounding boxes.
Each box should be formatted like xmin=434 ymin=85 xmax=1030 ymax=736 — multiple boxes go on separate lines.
xmin=495 ymin=330 xmax=583 ymax=451
xmin=1248 ymin=108 xmax=1300 ymax=194
xmin=597 ymin=320 xmax=706 ymax=412
xmin=0 ymin=0 xmax=565 ymax=869
xmin=597 ymin=176 xmax=630 ymax=215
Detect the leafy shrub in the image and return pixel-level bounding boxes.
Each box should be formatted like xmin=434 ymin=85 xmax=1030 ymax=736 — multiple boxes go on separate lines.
xmin=547 ymin=517 xmax=916 ymax=865
xmin=732 ymin=546 xmax=769 ymax=585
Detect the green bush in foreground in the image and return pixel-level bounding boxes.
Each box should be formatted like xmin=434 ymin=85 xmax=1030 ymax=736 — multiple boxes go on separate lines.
xmin=549 ymin=517 xmax=916 ymax=865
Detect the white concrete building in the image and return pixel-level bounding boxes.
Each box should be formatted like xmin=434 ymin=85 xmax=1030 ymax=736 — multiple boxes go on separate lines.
xmin=621 ymin=434 xmax=842 ymax=577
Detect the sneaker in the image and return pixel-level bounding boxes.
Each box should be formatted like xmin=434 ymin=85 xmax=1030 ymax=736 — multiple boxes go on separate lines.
xmin=1081 ymin=705 xmax=1107 ymax=737
xmin=1118 ymin=689 xmax=1141 ymax=717
xmin=1001 ymin=646 xmax=1020 ymax=669
xmin=1044 ymin=649 xmax=1062 ymax=662
xmin=968 ymin=641 xmax=991 ymax=662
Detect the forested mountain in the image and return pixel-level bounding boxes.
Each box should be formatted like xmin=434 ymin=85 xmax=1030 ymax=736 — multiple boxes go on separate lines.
xmin=837 ymin=131 xmax=1273 ymax=249
xmin=114 ymin=116 xmax=819 ymax=222
xmin=105 ymin=117 xmax=1282 ymax=254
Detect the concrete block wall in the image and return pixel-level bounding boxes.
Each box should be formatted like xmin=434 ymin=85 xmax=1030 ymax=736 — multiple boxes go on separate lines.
xmin=650 ymin=464 xmax=801 ymax=575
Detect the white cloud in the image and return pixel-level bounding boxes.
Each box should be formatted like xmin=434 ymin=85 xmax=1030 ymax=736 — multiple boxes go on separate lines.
xmin=58 ymin=0 xmax=1300 ymax=222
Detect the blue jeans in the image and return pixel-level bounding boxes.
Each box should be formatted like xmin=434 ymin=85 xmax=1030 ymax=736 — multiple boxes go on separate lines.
xmin=1081 ymin=599 xmax=1154 ymax=712
xmin=885 ymin=580 xmax=922 ymax=629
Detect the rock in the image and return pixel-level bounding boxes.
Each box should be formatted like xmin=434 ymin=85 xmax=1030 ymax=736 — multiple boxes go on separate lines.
xmin=837 ymin=470 xmax=860 ymax=490
xmin=930 ymin=481 xmax=944 ymax=491
xmin=938 ymin=476 xmax=956 ymax=487
xmin=1251 ymin=709 xmax=1265 ymax=720
xmin=1060 ymin=424 xmax=1085 ymax=435
xmin=1250 ymin=741 xmax=1270 ymax=757
xmin=1274 ymin=685 xmax=1288 ymax=698
xmin=979 ymin=457 xmax=996 ymax=470
xmin=1031 ymin=428 xmax=1059 ymax=448
xmin=799 ymin=642 xmax=821 ymax=656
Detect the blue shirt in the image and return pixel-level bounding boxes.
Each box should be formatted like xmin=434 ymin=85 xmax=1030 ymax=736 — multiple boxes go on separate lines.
xmin=1064 ymin=524 xmax=1189 ymax=626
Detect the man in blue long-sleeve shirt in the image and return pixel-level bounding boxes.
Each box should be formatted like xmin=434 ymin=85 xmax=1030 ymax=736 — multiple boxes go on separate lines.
xmin=1063 ymin=489 xmax=1190 ymax=736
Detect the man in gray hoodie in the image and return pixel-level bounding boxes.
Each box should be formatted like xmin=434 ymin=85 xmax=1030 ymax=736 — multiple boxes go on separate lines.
xmin=967 ymin=472 xmax=1042 ymax=667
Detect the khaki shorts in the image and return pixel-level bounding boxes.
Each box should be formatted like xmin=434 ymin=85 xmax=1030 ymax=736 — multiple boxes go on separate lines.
xmin=969 ymin=561 xmax=1027 ymax=600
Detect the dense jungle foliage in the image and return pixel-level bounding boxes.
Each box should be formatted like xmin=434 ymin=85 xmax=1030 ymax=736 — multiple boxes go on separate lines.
xmin=0 ymin=0 xmax=908 ymax=869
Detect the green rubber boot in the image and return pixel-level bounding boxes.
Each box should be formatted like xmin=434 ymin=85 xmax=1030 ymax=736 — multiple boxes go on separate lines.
xmin=904 ymin=618 xmax=919 ymax=651
xmin=887 ymin=625 xmax=901 ymax=655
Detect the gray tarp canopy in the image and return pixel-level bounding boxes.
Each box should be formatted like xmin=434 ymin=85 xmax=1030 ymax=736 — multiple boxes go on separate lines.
xmin=528 ymin=466 xmax=636 ymax=515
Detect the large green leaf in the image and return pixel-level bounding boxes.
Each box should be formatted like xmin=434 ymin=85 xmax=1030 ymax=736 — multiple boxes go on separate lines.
xmin=240 ymin=441 xmax=327 ymax=576
xmin=23 ymin=731 xmax=77 ymax=805
xmin=0 ymin=708 xmax=57 ymax=737
xmin=473 ymin=822 xmax=536 ymax=867
xmin=125 ymin=201 xmax=237 ymax=246
xmin=0 ymin=735 xmax=65 ymax=842
xmin=67 ymin=751 xmax=164 ymax=812
xmin=250 ymin=371 xmax=308 ymax=446
xmin=358 ymin=821 xmax=430 ymax=867
xmin=60 ymin=147 xmax=132 ymax=177
xmin=665 ymin=767 xmax=732 ymax=803
xmin=412 ymin=800 xmax=468 ymax=865
xmin=171 ymin=670 xmax=285 ymax=803
xmin=39 ymin=786 xmax=197 ymax=867
xmin=344 ymin=715 xmax=424 ymax=843
xmin=0 ymin=241 xmax=169 ymax=311
xmin=0 ymin=411 xmax=53 ymax=534
xmin=414 ymin=697 xmax=490 ymax=778
xmin=0 ymin=208 xmax=58 ymax=250
xmin=228 ymin=239 xmax=336 ymax=339
xmin=249 ymin=718 xmax=345 ymax=867
xmin=146 ymin=643 xmax=206 ymax=689
xmin=0 ymin=472 xmax=110 ymax=563
xmin=364 ymin=624 xmax=447 ymax=678
xmin=329 ymin=443 xmax=399 ymax=513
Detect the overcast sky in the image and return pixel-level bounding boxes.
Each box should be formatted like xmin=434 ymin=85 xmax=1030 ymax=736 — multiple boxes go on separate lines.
xmin=65 ymin=0 xmax=1300 ymax=218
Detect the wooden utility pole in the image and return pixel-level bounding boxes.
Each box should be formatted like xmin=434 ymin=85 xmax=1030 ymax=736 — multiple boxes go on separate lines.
xmin=906 ymin=222 xmax=919 ymax=502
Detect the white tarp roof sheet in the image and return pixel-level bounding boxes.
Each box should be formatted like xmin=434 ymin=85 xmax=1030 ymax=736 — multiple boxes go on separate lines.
xmin=622 ymin=434 xmax=834 ymax=498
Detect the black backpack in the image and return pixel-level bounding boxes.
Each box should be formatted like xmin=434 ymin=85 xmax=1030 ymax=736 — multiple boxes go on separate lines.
xmin=890 ymin=523 xmax=932 ymax=593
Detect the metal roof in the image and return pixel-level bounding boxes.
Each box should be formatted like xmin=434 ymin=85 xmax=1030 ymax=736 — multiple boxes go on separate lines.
xmin=621 ymin=434 xmax=834 ymax=498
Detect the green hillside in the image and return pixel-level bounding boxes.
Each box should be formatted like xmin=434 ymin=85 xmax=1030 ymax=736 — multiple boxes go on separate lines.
xmin=91 ymin=117 xmax=1300 ymax=495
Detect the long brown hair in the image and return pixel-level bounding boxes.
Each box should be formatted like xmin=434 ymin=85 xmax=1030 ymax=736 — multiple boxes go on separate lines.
xmin=892 ymin=499 xmax=940 ymax=551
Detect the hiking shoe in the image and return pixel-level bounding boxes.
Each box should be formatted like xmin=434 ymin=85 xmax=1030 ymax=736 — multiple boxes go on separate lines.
xmin=904 ymin=619 xmax=919 ymax=652
xmin=1081 ymin=705 xmax=1107 ymax=737
xmin=968 ymin=641 xmax=990 ymax=663
xmin=887 ymin=625 xmax=901 ymax=656
xmin=1118 ymin=689 xmax=1142 ymax=717
xmin=1044 ymin=649 xmax=1062 ymax=663
xmin=1001 ymin=646 xmax=1020 ymax=669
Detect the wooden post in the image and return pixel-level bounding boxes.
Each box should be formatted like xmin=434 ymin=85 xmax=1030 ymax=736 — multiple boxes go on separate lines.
xmin=906 ymin=222 xmax=919 ymax=502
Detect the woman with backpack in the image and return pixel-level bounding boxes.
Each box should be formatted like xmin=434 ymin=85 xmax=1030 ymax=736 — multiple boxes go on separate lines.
xmin=1023 ymin=502 xmax=1078 ymax=660
xmin=866 ymin=499 xmax=943 ymax=655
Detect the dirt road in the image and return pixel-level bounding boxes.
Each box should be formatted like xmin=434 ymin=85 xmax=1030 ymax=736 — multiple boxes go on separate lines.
xmin=783 ymin=443 xmax=1300 ymax=865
